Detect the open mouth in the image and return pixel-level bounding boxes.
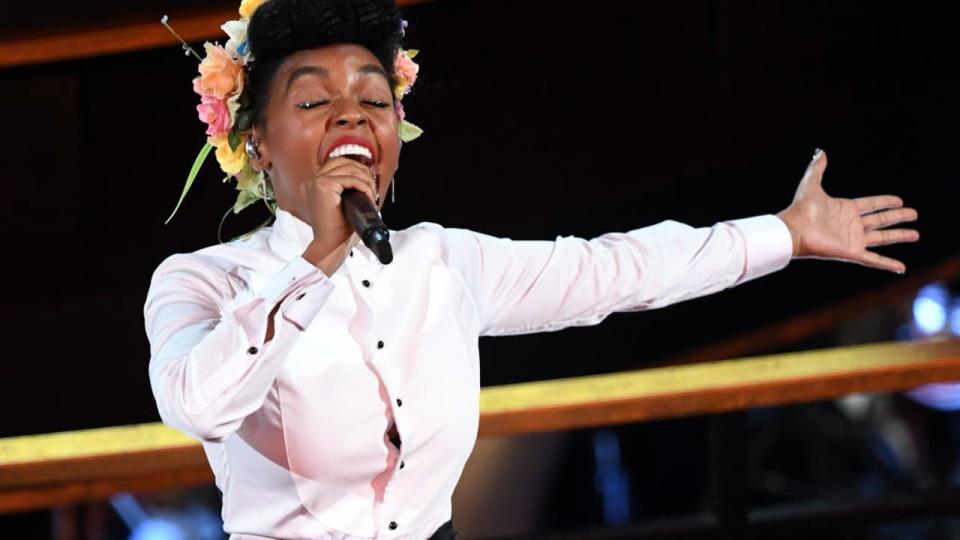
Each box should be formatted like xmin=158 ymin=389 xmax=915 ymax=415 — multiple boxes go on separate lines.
xmin=324 ymin=136 xmax=378 ymax=169
xmin=327 ymin=143 xmax=374 ymax=166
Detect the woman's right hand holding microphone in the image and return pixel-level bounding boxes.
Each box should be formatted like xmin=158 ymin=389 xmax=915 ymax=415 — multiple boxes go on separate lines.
xmin=262 ymin=157 xmax=378 ymax=343
xmin=300 ymin=157 xmax=379 ymax=276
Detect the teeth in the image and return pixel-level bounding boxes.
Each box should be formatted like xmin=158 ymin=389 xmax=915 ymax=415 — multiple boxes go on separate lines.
xmin=327 ymin=143 xmax=373 ymax=160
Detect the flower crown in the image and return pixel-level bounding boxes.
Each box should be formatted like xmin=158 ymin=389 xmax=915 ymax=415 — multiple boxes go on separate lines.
xmin=163 ymin=0 xmax=422 ymax=224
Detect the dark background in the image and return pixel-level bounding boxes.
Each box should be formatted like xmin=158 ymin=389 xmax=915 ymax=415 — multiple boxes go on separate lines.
xmin=0 ymin=0 xmax=957 ymax=535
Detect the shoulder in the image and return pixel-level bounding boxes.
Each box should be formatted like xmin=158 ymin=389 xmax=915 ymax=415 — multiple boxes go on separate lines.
xmin=392 ymin=221 xmax=493 ymax=261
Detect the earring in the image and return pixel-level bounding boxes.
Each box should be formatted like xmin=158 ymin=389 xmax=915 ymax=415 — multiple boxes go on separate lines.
xmin=245 ymin=138 xmax=262 ymax=160
xmin=391 ymin=177 xmax=396 ymax=204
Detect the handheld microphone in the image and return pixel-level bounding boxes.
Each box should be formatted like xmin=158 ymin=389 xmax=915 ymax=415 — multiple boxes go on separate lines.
xmin=341 ymin=189 xmax=393 ymax=265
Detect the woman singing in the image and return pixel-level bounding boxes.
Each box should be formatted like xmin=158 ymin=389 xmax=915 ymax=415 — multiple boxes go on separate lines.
xmin=144 ymin=0 xmax=919 ymax=538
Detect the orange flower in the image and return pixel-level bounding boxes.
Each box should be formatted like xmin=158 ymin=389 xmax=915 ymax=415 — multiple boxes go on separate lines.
xmin=197 ymin=43 xmax=244 ymax=99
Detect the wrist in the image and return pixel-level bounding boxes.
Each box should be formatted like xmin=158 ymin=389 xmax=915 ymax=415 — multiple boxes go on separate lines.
xmin=776 ymin=209 xmax=802 ymax=257
xmin=302 ymin=238 xmax=350 ymax=277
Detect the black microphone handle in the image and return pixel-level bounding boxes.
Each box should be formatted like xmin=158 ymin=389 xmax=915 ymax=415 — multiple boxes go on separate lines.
xmin=341 ymin=189 xmax=393 ymax=265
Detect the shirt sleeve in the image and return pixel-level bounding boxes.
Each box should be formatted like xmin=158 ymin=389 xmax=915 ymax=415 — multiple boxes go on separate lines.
xmin=144 ymin=254 xmax=334 ymax=441
xmin=443 ymin=214 xmax=793 ymax=336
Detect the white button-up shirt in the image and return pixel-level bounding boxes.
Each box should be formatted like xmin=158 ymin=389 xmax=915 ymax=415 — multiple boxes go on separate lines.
xmin=144 ymin=208 xmax=792 ymax=539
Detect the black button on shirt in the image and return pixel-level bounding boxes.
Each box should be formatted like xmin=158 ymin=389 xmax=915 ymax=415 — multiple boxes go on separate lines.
xmin=247 ymin=346 xmax=258 ymax=355
xmin=362 ymin=280 xmax=371 ymax=288
xmin=396 ymin=398 xmax=403 ymax=407
xmin=399 ymin=461 xmax=405 ymax=469
xmin=389 ymin=522 xmax=398 ymax=530
xmin=296 ymin=293 xmax=306 ymax=301
xmin=377 ymin=340 xmax=385 ymax=349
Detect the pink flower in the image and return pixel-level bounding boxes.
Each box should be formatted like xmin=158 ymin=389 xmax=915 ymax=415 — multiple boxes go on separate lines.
xmin=196 ymin=92 xmax=232 ymax=135
xmin=394 ymin=49 xmax=419 ymax=94
xmin=394 ymin=99 xmax=406 ymax=121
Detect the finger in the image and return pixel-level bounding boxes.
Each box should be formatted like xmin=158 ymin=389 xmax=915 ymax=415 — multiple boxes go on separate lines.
xmin=856 ymin=250 xmax=907 ymax=274
xmin=802 ymin=148 xmax=828 ymax=187
xmin=861 ymin=207 xmax=918 ymax=230
xmin=865 ymin=228 xmax=920 ymax=247
xmin=322 ymin=157 xmax=376 ymax=178
xmin=324 ymin=160 xmax=378 ymax=192
xmin=855 ymin=195 xmax=903 ymax=214
xmin=325 ymin=167 xmax=377 ymax=191
xmin=325 ymin=174 xmax=378 ymax=203
xmin=328 ymin=176 xmax=376 ymax=200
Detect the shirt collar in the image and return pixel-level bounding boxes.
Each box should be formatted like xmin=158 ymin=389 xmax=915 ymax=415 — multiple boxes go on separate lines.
xmin=267 ymin=207 xmax=379 ymax=265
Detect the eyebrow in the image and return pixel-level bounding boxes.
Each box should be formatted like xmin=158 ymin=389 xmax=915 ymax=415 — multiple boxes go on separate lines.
xmin=285 ymin=63 xmax=390 ymax=95
xmin=285 ymin=66 xmax=329 ymax=95
xmin=358 ymin=64 xmax=389 ymax=80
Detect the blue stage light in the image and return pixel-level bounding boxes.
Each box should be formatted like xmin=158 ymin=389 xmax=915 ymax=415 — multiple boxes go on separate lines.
xmin=592 ymin=429 xmax=630 ymax=525
xmin=913 ymin=283 xmax=949 ymax=335
xmin=129 ymin=518 xmax=185 ymax=540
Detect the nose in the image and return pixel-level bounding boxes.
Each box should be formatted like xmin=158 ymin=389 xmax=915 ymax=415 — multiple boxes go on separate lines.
xmin=332 ymin=101 xmax=368 ymax=129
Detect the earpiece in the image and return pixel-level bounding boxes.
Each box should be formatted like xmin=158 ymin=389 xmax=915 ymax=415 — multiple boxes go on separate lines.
xmin=245 ymin=138 xmax=262 ymax=160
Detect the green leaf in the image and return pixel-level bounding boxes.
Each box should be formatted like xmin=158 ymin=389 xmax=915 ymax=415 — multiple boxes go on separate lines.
xmin=165 ymin=142 xmax=214 ymax=224
xmin=228 ymin=130 xmax=242 ymax=151
xmin=405 ymin=49 xmax=419 ymax=59
xmin=235 ymin=107 xmax=255 ymax=132
xmin=398 ymin=120 xmax=424 ymax=142
xmin=237 ymin=87 xmax=251 ymax=107
xmin=233 ymin=188 xmax=260 ymax=214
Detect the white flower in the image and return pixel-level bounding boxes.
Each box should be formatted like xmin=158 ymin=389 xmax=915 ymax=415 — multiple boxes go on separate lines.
xmin=221 ymin=20 xmax=249 ymax=59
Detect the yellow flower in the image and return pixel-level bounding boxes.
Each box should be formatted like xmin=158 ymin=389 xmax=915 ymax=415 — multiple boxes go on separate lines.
xmin=210 ymin=133 xmax=247 ymax=176
xmin=239 ymin=0 xmax=268 ymax=19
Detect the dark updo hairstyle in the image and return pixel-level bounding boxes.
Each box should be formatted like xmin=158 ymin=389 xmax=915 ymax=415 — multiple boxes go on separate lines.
xmin=246 ymin=0 xmax=404 ymax=126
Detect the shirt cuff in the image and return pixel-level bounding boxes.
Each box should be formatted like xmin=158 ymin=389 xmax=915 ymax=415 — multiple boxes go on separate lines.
xmin=245 ymin=256 xmax=336 ymax=335
xmin=259 ymin=256 xmax=328 ymax=304
xmin=269 ymin=256 xmax=336 ymax=331
xmin=727 ymin=214 xmax=793 ymax=284
xmin=218 ymin=257 xmax=334 ymax=349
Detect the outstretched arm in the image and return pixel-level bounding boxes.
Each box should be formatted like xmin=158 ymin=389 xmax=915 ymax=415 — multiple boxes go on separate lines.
xmin=447 ymin=149 xmax=919 ymax=337
xmin=445 ymin=215 xmax=792 ymax=337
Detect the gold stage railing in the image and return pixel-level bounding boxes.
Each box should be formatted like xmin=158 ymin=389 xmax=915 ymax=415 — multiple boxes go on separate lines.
xmin=2 ymin=339 xmax=959 ymax=515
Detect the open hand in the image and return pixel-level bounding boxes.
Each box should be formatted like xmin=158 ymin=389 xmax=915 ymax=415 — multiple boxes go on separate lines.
xmin=776 ymin=149 xmax=919 ymax=274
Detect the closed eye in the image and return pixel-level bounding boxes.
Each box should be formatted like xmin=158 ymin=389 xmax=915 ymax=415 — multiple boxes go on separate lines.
xmin=363 ymin=99 xmax=390 ymax=108
xmin=297 ymin=99 xmax=330 ymax=109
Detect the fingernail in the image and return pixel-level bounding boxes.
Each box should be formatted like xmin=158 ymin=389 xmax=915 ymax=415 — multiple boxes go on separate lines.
xmin=812 ymin=147 xmax=822 ymax=160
